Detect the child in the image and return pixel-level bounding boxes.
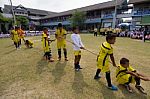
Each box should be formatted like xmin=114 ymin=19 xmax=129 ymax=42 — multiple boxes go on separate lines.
xmin=71 ymin=27 xmax=85 ymax=71
xmin=25 ymin=40 xmax=33 ymax=48
xmin=55 ymin=23 xmax=68 ymax=61
xmin=11 ymin=26 xmax=20 ymax=49
xmin=116 ymin=58 xmax=150 ymax=94
xmin=94 ymin=34 xmax=118 ymax=90
xmin=42 ymin=28 xmax=54 ymax=62
xmin=17 ymin=27 xmax=25 ymax=48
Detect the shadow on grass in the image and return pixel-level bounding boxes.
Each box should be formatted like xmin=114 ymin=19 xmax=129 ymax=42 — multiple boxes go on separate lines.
xmin=5 ymin=44 xmax=14 ymax=48
xmin=3 ymin=49 xmax=16 ymax=55
xmin=72 ymin=71 xmax=88 ymax=98
xmin=118 ymin=85 xmax=147 ymax=99
xmin=36 ymin=59 xmax=49 ymax=75
xmin=96 ymin=80 xmax=117 ymax=99
xmin=52 ymin=61 xmax=67 ymax=84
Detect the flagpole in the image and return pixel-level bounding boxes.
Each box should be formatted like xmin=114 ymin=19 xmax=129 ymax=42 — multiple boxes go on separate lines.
xmin=9 ymin=0 xmax=16 ymax=27
xmin=113 ymin=0 xmax=117 ymax=28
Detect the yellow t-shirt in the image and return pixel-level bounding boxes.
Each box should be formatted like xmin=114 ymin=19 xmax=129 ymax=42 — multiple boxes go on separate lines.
xmin=28 ymin=40 xmax=33 ymax=45
xmin=55 ymin=28 xmax=66 ymax=42
xmin=42 ymin=32 xmax=50 ymax=52
xmin=116 ymin=28 xmax=121 ymax=34
xmin=17 ymin=29 xmax=24 ymax=38
xmin=113 ymin=29 xmax=117 ymax=33
xmin=97 ymin=41 xmax=113 ymax=72
xmin=116 ymin=65 xmax=135 ymax=78
xmin=100 ymin=28 xmax=105 ymax=32
xmin=116 ymin=65 xmax=135 ymax=84
xmin=11 ymin=30 xmax=19 ymax=43
xmin=107 ymin=28 xmax=113 ymax=32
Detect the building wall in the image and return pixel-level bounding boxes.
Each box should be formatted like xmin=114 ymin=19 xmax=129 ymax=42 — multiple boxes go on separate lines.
xmin=132 ymin=3 xmax=150 ymax=28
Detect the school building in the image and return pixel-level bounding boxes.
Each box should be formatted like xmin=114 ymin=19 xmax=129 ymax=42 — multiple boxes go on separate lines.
xmin=0 ymin=4 xmax=56 ymax=33
xmin=129 ymin=0 xmax=150 ymax=28
xmin=1 ymin=0 xmax=150 ymax=33
xmin=40 ymin=0 xmax=150 ymax=30
xmin=40 ymin=0 xmax=130 ymax=30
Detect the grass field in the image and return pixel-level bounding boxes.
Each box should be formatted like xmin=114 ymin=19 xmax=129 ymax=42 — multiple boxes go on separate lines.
xmin=0 ymin=34 xmax=150 ymax=99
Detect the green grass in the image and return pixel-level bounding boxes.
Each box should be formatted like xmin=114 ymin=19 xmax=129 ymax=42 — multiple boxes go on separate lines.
xmin=0 ymin=34 xmax=150 ymax=99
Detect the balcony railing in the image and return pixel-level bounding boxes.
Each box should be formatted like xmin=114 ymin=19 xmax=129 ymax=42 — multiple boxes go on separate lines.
xmin=103 ymin=14 xmax=113 ymax=19
xmin=132 ymin=10 xmax=150 ymax=16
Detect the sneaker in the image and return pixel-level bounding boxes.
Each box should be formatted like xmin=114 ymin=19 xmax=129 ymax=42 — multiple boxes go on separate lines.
xmin=78 ymin=65 xmax=82 ymax=69
xmin=65 ymin=58 xmax=68 ymax=61
xmin=49 ymin=58 xmax=54 ymax=62
xmin=108 ymin=85 xmax=118 ymax=91
xmin=94 ymin=75 xmax=101 ymax=80
xmin=135 ymin=85 xmax=147 ymax=95
xmin=58 ymin=58 xmax=61 ymax=61
xmin=75 ymin=68 xmax=79 ymax=71
xmin=125 ymin=84 xmax=133 ymax=93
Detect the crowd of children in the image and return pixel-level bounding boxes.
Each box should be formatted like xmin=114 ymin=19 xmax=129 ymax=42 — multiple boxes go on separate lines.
xmin=9 ymin=23 xmax=150 ymax=94
xmin=93 ymin=26 xmax=150 ymax=42
xmin=10 ymin=26 xmax=33 ymax=49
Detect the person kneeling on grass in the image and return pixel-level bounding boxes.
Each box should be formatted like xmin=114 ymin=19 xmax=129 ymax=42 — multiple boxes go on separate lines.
xmin=116 ymin=58 xmax=150 ymax=94
xmin=25 ymin=40 xmax=33 ymax=48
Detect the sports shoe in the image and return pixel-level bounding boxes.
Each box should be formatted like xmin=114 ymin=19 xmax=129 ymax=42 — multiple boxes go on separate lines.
xmin=108 ymin=85 xmax=118 ymax=91
xmin=49 ymin=58 xmax=54 ymax=62
xmin=58 ymin=58 xmax=61 ymax=61
xmin=78 ymin=64 xmax=82 ymax=69
xmin=65 ymin=58 xmax=68 ymax=61
xmin=135 ymin=85 xmax=147 ymax=95
xmin=75 ymin=68 xmax=79 ymax=71
xmin=125 ymin=84 xmax=133 ymax=93
xmin=94 ymin=75 xmax=101 ymax=80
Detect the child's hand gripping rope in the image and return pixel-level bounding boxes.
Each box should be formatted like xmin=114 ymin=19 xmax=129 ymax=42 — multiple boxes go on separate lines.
xmin=66 ymin=40 xmax=119 ymax=68
xmin=48 ymin=39 xmax=56 ymax=42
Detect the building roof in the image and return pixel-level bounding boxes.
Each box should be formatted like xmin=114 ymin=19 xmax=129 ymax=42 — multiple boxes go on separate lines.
xmin=42 ymin=0 xmax=126 ymax=19
xmin=3 ymin=4 xmax=56 ymax=15
xmin=128 ymin=0 xmax=150 ymax=4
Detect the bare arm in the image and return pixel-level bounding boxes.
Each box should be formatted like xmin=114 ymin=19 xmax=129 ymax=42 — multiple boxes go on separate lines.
xmin=126 ymin=71 xmax=150 ymax=81
xmin=110 ymin=54 xmax=117 ymax=67
xmin=63 ymin=34 xmax=66 ymax=39
xmin=55 ymin=34 xmax=58 ymax=39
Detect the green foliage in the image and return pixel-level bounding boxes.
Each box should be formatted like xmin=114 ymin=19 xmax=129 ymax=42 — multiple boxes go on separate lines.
xmin=16 ymin=16 xmax=29 ymax=27
xmin=0 ymin=13 xmax=12 ymax=23
xmin=69 ymin=10 xmax=86 ymax=28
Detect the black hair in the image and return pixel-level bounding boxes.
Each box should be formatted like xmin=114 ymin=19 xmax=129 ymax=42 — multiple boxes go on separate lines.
xmin=26 ymin=40 xmax=29 ymax=44
xmin=43 ymin=27 xmax=48 ymax=31
xmin=72 ymin=26 xmax=78 ymax=31
xmin=15 ymin=26 xmax=19 ymax=29
xmin=106 ymin=34 xmax=117 ymax=41
xmin=58 ymin=23 xmax=62 ymax=27
xmin=120 ymin=58 xmax=129 ymax=65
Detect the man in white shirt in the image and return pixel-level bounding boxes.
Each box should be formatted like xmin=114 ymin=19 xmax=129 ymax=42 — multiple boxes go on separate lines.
xmin=71 ymin=27 xmax=85 ymax=71
xmin=94 ymin=28 xmax=98 ymax=37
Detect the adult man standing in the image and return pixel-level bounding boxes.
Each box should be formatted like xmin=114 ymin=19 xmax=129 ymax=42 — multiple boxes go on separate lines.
xmin=143 ymin=26 xmax=148 ymax=42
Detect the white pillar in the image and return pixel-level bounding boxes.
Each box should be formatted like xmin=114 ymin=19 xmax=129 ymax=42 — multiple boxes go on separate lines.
xmin=113 ymin=0 xmax=117 ymax=28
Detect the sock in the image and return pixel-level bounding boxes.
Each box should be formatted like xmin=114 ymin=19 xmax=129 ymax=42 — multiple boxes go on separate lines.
xmin=64 ymin=49 xmax=67 ymax=58
xmin=95 ymin=69 xmax=101 ymax=77
xmin=135 ymin=77 xmax=141 ymax=85
xmin=106 ymin=71 xmax=112 ymax=87
xmin=58 ymin=49 xmax=61 ymax=59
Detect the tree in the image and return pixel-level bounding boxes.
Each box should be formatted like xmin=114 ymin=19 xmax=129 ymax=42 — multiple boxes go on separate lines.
xmin=0 ymin=13 xmax=12 ymax=34
xmin=69 ymin=10 xmax=86 ymax=29
xmin=0 ymin=13 xmax=12 ymax=23
xmin=16 ymin=16 xmax=29 ymax=29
